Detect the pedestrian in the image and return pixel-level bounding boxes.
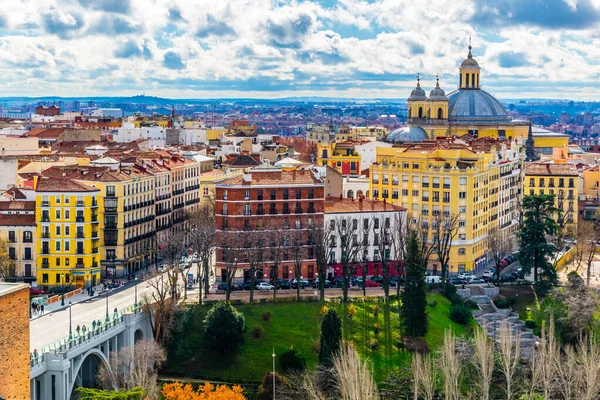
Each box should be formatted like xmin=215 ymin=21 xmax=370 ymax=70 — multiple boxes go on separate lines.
xmin=114 ymin=307 xmax=117 ymax=314
xmin=92 ymin=320 xmax=96 ymax=330
xmin=76 ymin=325 xmax=80 ymax=334
xmin=40 ymin=304 xmax=44 ymax=314
xmin=32 ymin=302 xmax=37 ymax=316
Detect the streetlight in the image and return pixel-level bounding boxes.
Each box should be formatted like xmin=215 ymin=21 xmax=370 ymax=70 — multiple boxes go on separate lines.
xmin=68 ymin=301 xmax=72 ymax=339
xmin=61 ymin=273 xmax=65 ymax=306
xmin=105 ymin=289 xmax=109 ymax=323
xmin=134 ymin=277 xmax=138 ymax=313
xmin=272 ymin=347 xmax=276 ymax=400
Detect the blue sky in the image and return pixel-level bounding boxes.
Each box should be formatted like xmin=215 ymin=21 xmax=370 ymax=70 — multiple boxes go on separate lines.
xmin=0 ymin=0 xmax=599 ymax=99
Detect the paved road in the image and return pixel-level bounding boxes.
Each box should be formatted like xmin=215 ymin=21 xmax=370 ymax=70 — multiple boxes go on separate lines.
xmin=30 ymin=274 xmax=173 ymax=352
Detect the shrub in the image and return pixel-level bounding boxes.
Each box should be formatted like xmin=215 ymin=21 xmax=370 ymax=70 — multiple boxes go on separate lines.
xmin=464 ymin=299 xmax=479 ymax=309
xmin=373 ymin=322 xmax=381 ymax=335
xmin=443 ymin=283 xmax=457 ymax=300
xmin=506 ymin=295 xmax=517 ymax=306
xmin=402 ymin=336 xmax=430 ymax=353
xmin=251 ymin=325 xmax=265 ymax=339
xmin=319 ymin=305 xmax=329 ymax=318
xmin=259 ymin=298 xmax=268 ymax=304
xmin=256 ymin=372 xmax=289 ymax=400
xmin=450 ymin=304 xmax=473 ymax=325
xmin=494 ymin=299 xmax=510 ymax=309
xmin=428 ymin=300 xmax=438 ymax=308
xmin=368 ymin=339 xmax=379 ymax=350
xmin=279 ymin=346 xmax=306 ymax=374
xmin=395 ymin=340 xmax=405 ymax=350
xmin=347 ymin=304 xmax=357 ymax=318
xmin=525 ymin=319 xmax=536 ymax=329
xmin=319 ymin=309 xmax=342 ymax=367
xmin=450 ymin=293 xmax=463 ymax=305
xmin=372 ymin=305 xmax=380 ymax=317
xmin=262 ymin=311 xmax=271 ymax=322
xmin=203 ymin=301 xmax=246 ymax=354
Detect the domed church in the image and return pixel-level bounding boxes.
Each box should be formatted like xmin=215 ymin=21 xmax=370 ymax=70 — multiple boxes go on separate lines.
xmin=406 ymin=44 xmax=542 ymax=144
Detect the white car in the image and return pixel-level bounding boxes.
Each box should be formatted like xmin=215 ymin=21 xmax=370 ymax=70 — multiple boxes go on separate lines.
xmin=458 ymin=272 xmax=473 ymax=281
xmin=257 ymin=282 xmax=274 ymax=291
xmin=425 ymin=275 xmax=442 ymax=284
xmin=482 ymin=269 xmax=495 ymax=279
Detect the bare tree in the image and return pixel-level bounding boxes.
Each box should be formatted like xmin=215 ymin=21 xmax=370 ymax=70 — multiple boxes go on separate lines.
xmin=528 ymin=319 xmax=557 ymax=399
xmin=291 ymin=231 xmax=305 ymax=301
xmin=332 ymin=343 xmax=379 ymax=400
xmin=156 ymin=229 xmax=187 ymax=299
xmin=390 ymin=213 xmax=409 ymax=300
xmin=553 ymin=344 xmax=579 ymax=400
xmin=311 ymin=224 xmax=332 ymax=302
xmin=412 ymin=352 xmax=435 ymax=400
xmin=188 ymin=207 xmax=216 ymax=305
xmin=575 ymin=220 xmax=599 ymax=286
xmin=0 ymin=238 xmax=15 ymax=281
xmin=97 ymin=339 xmax=166 ymax=400
xmin=498 ymin=321 xmax=521 ymax=400
xmin=577 ymin=333 xmax=600 ymax=400
xmin=440 ymin=330 xmax=461 ymax=400
xmin=488 ymin=227 xmax=515 ymax=285
xmin=264 ymin=221 xmax=286 ymax=300
xmin=432 ymin=213 xmax=461 ymax=282
xmin=245 ymin=232 xmax=265 ymax=303
xmin=551 ymin=191 xmax=574 ymax=268
xmin=472 ymin=327 xmax=494 ymax=400
xmin=372 ymin=213 xmax=394 ymax=301
xmin=220 ymin=233 xmax=240 ymax=303
xmin=333 ymin=216 xmax=368 ymax=303
xmin=142 ymin=268 xmax=180 ymax=344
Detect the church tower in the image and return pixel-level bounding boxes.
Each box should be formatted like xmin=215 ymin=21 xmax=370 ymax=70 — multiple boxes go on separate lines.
xmin=427 ymin=75 xmax=448 ymax=120
xmin=459 ymin=40 xmax=481 ymax=89
xmin=407 ymin=75 xmax=427 ymax=121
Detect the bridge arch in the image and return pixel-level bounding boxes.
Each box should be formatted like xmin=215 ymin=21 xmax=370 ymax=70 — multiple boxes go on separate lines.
xmin=69 ymin=348 xmax=110 ymax=399
xmin=134 ymin=329 xmax=144 ymax=343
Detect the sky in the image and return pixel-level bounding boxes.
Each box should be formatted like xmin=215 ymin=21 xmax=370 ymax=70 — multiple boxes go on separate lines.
xmin=0 ymin=0 xmax=600 ymax=100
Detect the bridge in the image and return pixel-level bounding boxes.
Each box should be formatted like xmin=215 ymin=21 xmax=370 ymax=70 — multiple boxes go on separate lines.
xmin=29 ymin=303 xmax=152 ymax=400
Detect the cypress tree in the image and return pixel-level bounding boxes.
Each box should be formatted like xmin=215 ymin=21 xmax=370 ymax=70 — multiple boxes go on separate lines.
xmin=401 ymin=231 xmax=428 ymax=336
xmin=318 ymin=308 xmax=342 ymax=367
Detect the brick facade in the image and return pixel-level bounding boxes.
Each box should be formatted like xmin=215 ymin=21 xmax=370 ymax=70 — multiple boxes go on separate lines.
xmin=0 ymin=284 xmax=30 ymax=400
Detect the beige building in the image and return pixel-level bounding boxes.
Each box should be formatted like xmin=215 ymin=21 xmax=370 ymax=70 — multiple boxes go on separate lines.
xmin=0 ymin=201 xmax=36 ymax=283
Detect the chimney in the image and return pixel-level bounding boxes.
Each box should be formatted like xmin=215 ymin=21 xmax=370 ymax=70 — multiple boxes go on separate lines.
xmin=359 ymin=196 xmax=363 ymax=203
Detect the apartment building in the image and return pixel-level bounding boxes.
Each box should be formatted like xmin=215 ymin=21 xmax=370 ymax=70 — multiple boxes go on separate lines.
xmin=370 ymin=137 xmax=524 ymax=275
xmin=215 ymin=167 xmax=325 ymax=282
xmin=525 ymin=163 xmax=579 ymax=235
xmin=35 ymin=177 xmax=101 ymax=291
xmin=0 ymin=201 xmax=36 ymax=283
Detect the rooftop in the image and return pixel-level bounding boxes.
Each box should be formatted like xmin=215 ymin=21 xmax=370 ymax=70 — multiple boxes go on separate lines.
xmin=0 ymin=283 xmax=29 ymax=297
xmin=35 ymin=176 xmax=100 ymax=192
xmin=0 ymin=201 xmax=35 ymax=212
xmin=0 ymin=214 xmax=36 ymax=226
xmin=325 ymin=198 xmax=405 ymax=214
xmin=525 ymin=163 xmax=579 ymax=176
xmin=218 ymin=169 xmax=322 ymax=187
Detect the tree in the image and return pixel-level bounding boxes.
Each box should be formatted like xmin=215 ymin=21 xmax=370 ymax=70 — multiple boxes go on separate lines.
xmin=571 ymin=220 xmax=599 ymax=286
xmin=518 ymin=194 xmax=559 ymax=284
xmin=245 ymin=232 xmax=265 ymax=303
xmin=318 ymin=308 xmax=342 ymax=367
xmin=440 ymin=330 xmax=460 ymax=400
xmin=266 ymin=221 xmax=285 ymax=301
xmin=203 ymin=301 xmax=246 ymax=354
xmin=432 ymin=213 xmax=461 ymax=283
xmin=390 ymin=213 xmax=409 ymax=301
xmin=498 ymin=321 xmax=521 ymax=400
xmin=157 ymin=229 xmax=188 ymax=299
xmin=0 ymin=238 xmax=15 ymax=281
xmin=75 ymin=387 xmax=146 ymax=400
xmin=488 ymin=227 xmax=515 ymax=285
xmin=142 ymin=268 xmax=180 ymax=343
xmin=188 ymin=207 xmax=216 ymax=305
xmin=472 ymin=327 xmax=494 ymax=400
xmin=220 ymin=232 xmax=241 ymax=302
xmin=401 ymin=231 xmax=428 ymax=336
xmin=162 ymin=382 xmax=246 ymax=400
xmin=290 ymin=231 xmax=306 ymax=301
xmin=333 ymin=216 xmax=368 ymax=303
xmin=96 ymin=339 xmax=165 ymax=400
xmin=311 ymin=224 xmax=332 ymax=302
xmin=372 ymin=213 xmax=394 ymax=301
xmin=332 ymin=343 xmax=379 ymax=400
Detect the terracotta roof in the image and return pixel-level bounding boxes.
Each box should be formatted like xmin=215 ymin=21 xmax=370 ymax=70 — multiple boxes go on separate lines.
xmin=218 ymin=169 xmax=322 ymax=186
xmin=525 ymin=163 xmax=579 ymax=177
xmin=325 ymin=198 xmax=406 ymax=214
xmin=26 ymin=128 xmax=65 ymax=138
xmin=42 ymin=165 xmax=152 ymax=182
xmin=228 ymin=154 xmax=261 ymax=167
xmin=0 ymin=214 xmax=35 ymax=226
xmin=0 ymin=201 xmax=35 ymax=211
xmin=2 ymin=187 xmax=27 ymax=200
xmin=35 ymin=176 xmax=100 ymax=192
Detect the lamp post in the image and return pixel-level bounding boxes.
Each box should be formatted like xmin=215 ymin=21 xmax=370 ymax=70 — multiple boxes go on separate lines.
xmin=105 ymin=288 xmax=109 ymax=323
xmin=61 ymin=273 xmax=65 ymax=306
xmin=272 ymin=347 xmax=276 ymax=400
xmin=68 ymin=301 xmax=72 ymax=339
xmin=134 ymin=277 xmax=138 ymax=313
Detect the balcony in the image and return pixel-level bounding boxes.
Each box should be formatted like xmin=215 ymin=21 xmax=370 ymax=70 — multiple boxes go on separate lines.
xmin=91 ymin=215 xmax=98 ymax=223
xmin=104 ymin=239 xmax=118 ymax=246
xmin=185 ymin=198 xmax=200 ymax=206
xmin=91 ymin=199 xmax=98 ymax=208
xmin=42 ymin=201 xmax=49 ymax=207
xmin=76 ymin=216 xmax=84 ymax=222
xmin=92 ymin=248 xmax=98 ymax=254
xmin=295 ymin=208 xmax=303 ymax=214
xmin=41 ymin=248 xmax=50 ymax=255
xmin=76 ymin=232 xmax=84 ymax=238
xmin=42 ymin=232 xmax=50 ymax=238
xmin=92 ymin=231 xmax=99 ymax=238
xmin=76 ymin=201 xmax=84 ymax=207
xmin=41 ymin=262 xmax=49 ymax=269
xmin=76 ymin=263 xmax=85 ymax=269
xmin=77 ymin=249 xmax=85 ymax=255
xmin=42 ymin=216 xmax=50 ymax=222
xmin=106 ymin=191 xmax=116 ymax=197
xmin=157 ymin=208 xmax=171 ymax=216
xmin=173 ymin=203 xmax=184 ymax=210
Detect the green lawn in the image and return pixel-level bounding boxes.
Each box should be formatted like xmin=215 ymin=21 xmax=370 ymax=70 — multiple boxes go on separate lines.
xmin=163 ymin=293 xmax=473 ymax=383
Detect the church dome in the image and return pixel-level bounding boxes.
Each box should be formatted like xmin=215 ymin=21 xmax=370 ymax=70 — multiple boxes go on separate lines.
xmin=409 ymin=79 xmax=427 ymax=100
xmin=387 ymin=126 xmax=428 ymax=143
xmin=447 ymin=89 xmax=511 ymax=124
xmin=428 ymin=76 xmax=447 ymax=100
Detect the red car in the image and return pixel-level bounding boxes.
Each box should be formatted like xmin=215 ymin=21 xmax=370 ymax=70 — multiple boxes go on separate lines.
xmin=364 ymin=280 xmax=381 ymax=288
xmin=30 ymin=287 xmax=45 ymax=296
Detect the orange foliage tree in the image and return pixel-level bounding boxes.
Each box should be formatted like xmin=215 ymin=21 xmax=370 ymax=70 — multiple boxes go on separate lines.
xmin=162 ymin=382 xmax=246 ymax=400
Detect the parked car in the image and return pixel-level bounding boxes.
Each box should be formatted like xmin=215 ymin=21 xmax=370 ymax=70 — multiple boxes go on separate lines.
xmin=257 ymin=282 xmax=274 ymax=291
xmin=29 ymin=287 xmax=45 ymax=296
xmin=457 ymin=272 xmax=473 ymax=280
xmin=449 ymin=277 xmax=466 ymax=285
xmin=331 ymin=277 xmax=344 ymax=288
xmin=217 ymin=283 xmax=228 ymax=291
xmin=279 ymin=280 xmax=292 ymax=289
xmin=239 ymin=282 xmax=252 ymax=291
xmin=312 ymin=279 xmax=331 ymax=289
xmin=468 ymin=278 xmax=486 ymax=284
xmin=291 ymin=279 xmax=311 ymax=289
xmin=501 ymin=273 xmax=517 ymax=282
xmin=482 ymin=269 xmax=495 ymax=279
xmin=372 ymin=276 xmax=383 ymax=284
xmin=425 ymin=275 xmax=442 ymax=284
xmin=363 ymin=279 xmax=381 ymax=288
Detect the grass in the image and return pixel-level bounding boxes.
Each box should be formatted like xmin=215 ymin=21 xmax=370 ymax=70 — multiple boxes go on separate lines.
xmin=499 ymin=285 xmax=538 ymax=319
xmin=163 ymin=292 xmax=474 ymax=383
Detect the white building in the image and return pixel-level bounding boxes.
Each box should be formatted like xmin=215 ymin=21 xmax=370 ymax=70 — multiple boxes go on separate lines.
xmin=92 ymin=108 xmax=123 ymax=118
xmin=116 ymin=122 xmax=166 ymax=147
xmin=324 ymin=198 xmax=406 ymax=279
xmin=342 ymin=175 xmax=370 ymax=199
xmin=180 ymin=128 xmax=208 ymax=145
xmin=354 ymin=141 xmax=393 ymax=171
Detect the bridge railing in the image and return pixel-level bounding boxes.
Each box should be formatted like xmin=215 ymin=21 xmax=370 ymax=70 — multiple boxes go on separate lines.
xmin=30 ymin=303 xmax=142 ymax=367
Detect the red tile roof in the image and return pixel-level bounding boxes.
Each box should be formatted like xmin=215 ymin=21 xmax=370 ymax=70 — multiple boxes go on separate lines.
xmin=219 ymin=169 xmax=322 ymax=186
xmin=0 ymin=214 xmax=35 ymax=226
xmin=325 ymin=198 xmax=405 ymax=214
xmin=0 ymin=201 xmax=35 ymax=212
xmin=525 ymin=163 xmax=579 ymax=176
xmin=35 ymin=177 xmax=100 ymax=192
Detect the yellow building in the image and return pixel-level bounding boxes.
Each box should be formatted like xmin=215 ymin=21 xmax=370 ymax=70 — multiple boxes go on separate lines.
xmin=525 ymin=163 xmax=578 ymax=235
xmin=35 ymin=176 xmax=101 ymax=291
xmin=317 ymin=141 xmax=362 ymax=175
xmin=370 ymin=137 xmax=523 ymax=274
xmin=405 ymin=45 xmax=568 ymax=152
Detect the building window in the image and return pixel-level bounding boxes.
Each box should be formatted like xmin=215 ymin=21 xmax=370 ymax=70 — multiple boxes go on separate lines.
xmin=56 ymin=210 xmax=61 ymax=219
xmin=223 ymin=190 xmax=228 ymax=200
xmin=244 ymin=190 xmax=250 ymax=200
xmin=459 ymin=192 xmax=466 ymax=199
xmin=244 ymin=204 xmax=251 ymax=216
xmin=458 ymin=248 xmax=466 ymax=255
xmin=8 ymin=231 xmax=15 ymax=243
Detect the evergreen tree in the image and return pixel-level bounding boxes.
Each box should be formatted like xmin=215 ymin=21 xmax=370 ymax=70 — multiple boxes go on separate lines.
xmin=401 ymin=231 xmax=428 ymax=336
xmin=203 ymin=301 xmax=247 ymax=354
xmin=318 ymin=308 xmax=342 ymax=367
xmin=518 ymin=194 xmax=559 ymax=284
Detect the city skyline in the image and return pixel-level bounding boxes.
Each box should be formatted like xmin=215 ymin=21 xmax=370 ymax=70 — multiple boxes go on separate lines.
xmin=0 ymin=0 xmax=599 ymax=99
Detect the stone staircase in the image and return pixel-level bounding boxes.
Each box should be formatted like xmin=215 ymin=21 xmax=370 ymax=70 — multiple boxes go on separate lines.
xmin=475 ymin=308 xmax=539 ymax=359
